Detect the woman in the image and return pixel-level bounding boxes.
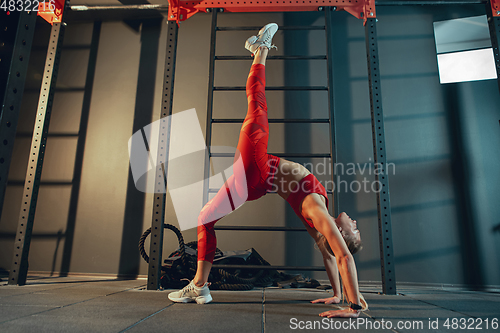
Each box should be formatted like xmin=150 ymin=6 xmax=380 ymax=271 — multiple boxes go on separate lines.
xmin=168 ymin=23 xmax=367 ymax=318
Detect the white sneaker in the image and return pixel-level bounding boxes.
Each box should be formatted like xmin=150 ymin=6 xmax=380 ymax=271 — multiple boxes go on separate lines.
xmin=167 ymin=280 xmax=213 ymax=304
xmin=245 ymin=23 xmax=279 ymax=55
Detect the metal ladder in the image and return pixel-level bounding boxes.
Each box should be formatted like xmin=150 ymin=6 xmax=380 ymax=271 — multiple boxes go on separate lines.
xmin=203 ymin=8 xmax=339 ymax=272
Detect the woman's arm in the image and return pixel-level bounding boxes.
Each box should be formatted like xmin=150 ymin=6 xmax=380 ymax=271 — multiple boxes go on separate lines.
xmin=313 ymin=252 xmax=342 ymax=304
xmin=321 ymin=252 xmax=341 ymax=300
xmin=302 ymin=196 xmax=362 ymax=317
xmin=302 ymin=223 xmax=341 ymax=303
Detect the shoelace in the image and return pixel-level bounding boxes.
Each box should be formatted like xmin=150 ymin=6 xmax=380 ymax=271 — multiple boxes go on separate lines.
xmin=180 ymin=278 xmax=194 ymax=296
xmin=178 ymin=279 xmax=211 ymax=296
xmin=261 ymin=34 xmax=278 ymax=50
xmin=256 ymin=30 xmax=278 ymax=52
xmin=251 ymin=43 xmax=277 ymax=56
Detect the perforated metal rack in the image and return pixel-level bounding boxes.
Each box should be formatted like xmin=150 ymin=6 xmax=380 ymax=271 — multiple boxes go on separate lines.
xmin=5 ymin=9 xmax=68 ymax=286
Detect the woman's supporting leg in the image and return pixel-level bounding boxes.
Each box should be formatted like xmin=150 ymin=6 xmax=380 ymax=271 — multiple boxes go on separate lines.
xmin=193 ymin=260 xmax=213 ymax=286
xmin=193 ymin=46 xmax=270 ymax=287
xmin=192 ymin=176 xmax=237 ymax=286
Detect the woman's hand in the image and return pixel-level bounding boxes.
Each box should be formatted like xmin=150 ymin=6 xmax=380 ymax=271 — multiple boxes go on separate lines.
xmin=319 ymin=308 xmax=360 ymax=318
xmin=310 ymin=296 xmax=341 ymax=304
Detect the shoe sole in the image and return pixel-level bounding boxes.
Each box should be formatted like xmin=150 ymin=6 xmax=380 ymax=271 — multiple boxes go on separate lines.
xmin=245 ymin=23 xmax=278 ymax=53
xmin=256 ymin=23 xmax=278 ymax=45
xmin=168 ymin=294 xmax=212 ymax=304
xmin=259 ymin=23 xmax=278 ymax=37
xmin=196 ymin=294 xmax=212 ymax=304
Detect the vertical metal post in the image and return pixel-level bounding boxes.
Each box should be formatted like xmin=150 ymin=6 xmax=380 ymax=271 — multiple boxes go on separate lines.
xmin=0 ymin=12 xmax=37 ymax=222
xmin=147 ymin=20 xmax=178 ymax=290
xmin=487 ymin=0 xmax=500 ymax=93
xmin=365 ymin=18 xmax=396 ymax=295
xmin=325 ymin=7 xmax=340 ymax=217
xmin=9 ymin=13 xmax=67 ymax=286
xmin=203 ymin=9 xmax=218 ymax=205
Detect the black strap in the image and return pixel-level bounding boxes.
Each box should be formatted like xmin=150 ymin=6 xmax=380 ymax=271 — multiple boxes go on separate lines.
xmin=349 ymin=302 xmax=363 ymax=311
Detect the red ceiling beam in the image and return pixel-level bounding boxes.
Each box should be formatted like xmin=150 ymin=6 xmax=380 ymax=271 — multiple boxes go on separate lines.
xmin=167 ymin=0 xmax=376 ymax=24
xmin=38 ymin=0 xmax=66 ymax=25
xmin=492 ymin=0 xmax=500 ymax=17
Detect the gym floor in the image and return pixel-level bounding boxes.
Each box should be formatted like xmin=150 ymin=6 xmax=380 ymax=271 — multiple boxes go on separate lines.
xmin=0 ymin=276 xmax=499 ymax=332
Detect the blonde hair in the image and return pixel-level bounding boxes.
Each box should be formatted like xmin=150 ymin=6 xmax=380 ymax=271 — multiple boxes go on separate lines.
xmin=319 ymin=233 xmax=362 ymax=256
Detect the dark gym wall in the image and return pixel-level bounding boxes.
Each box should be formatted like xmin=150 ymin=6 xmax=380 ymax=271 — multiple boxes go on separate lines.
xmin=0 ymin=4 xmax=498 ymax=287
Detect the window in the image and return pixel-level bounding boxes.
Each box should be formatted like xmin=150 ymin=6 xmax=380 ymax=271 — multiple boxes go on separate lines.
xmin=433 ymin=15 xmax=496 ymax=84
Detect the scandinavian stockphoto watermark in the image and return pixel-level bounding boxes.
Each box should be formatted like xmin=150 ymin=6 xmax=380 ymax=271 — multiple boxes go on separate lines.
xmin=128 ymin=108 xmax=396 ymax=231
xmin=267 ymin=158 xmax=395 ymax=195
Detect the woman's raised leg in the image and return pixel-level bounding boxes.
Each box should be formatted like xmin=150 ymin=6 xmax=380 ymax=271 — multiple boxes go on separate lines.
xmin=168 ymin=24 xmax=277 ymax=304
xmin=192 ymin=46 xmax=272 ymax=287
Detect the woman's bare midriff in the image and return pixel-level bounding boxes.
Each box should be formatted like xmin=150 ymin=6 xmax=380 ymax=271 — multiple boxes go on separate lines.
xmin=272 ymin=158 xmax=311 ymax=200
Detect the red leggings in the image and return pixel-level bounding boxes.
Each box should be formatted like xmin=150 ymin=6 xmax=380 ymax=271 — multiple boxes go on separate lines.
xmin=197 ymin=64 xmax=280 ymax=263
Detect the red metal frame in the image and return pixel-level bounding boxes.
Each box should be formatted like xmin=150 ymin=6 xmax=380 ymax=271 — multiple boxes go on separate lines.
xmin=492 ymin=0 xmax=500 ymax=17
xmin=167 ymin=0 xmax=375 ymax=24
xmin=38 ymin=0 xmax=65 ymax=25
